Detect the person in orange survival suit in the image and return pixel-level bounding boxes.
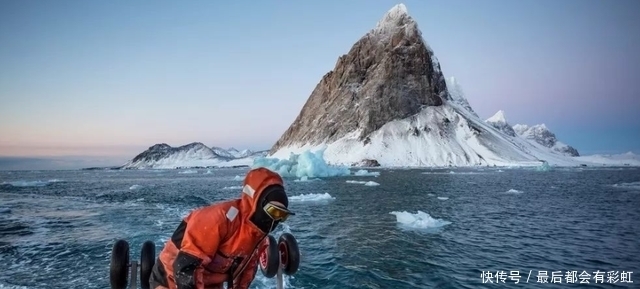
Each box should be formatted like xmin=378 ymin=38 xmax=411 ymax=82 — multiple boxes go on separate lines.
xmin=149 ymin=167 xmax=295 ymax=289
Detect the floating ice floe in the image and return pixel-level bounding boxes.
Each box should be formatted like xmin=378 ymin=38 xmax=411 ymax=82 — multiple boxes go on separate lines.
xmin=346 ymin=180 xmax=380 ymax=186
xmin=389 ymin=210 xmax=451 ymax=230
xmin=289 ymin=193 xmax=335 ymax=202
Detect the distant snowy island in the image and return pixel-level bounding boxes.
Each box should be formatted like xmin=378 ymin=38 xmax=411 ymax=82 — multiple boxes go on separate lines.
xmin=113 ymin=4 xmax=639 ymax=173
xmin=115 ymin=143 xmax=267 ymax=170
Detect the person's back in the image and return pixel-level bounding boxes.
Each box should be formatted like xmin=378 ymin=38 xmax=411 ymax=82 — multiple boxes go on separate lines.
xmin=149 ymin=167 xmax=295 ymax=289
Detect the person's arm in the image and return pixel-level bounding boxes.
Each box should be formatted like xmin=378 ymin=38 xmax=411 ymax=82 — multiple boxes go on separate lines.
xmin=173 ymin=207 xmax=227 ymax=289
xmin=234 ymin=238 xmax=268 ymax=289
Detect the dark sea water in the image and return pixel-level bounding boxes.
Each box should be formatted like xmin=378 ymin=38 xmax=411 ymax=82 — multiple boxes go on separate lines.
xmin=1 ymin=166 xmax=639 ymax=289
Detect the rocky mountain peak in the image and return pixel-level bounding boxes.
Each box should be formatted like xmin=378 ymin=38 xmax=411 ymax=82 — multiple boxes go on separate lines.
xmin=487 ymin=110 xmax=507 ymax=124
xmin=371 ymin=4 xmax=415 ymax=39
xmin=148 ymin=143 xmax=171 ymax=151
xmin=485 ymin=110 xmax=516 ymax=137
xmin=269 ymin=4 xmax=449 ymax=154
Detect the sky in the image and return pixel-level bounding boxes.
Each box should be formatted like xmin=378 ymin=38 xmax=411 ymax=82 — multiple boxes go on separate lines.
xmin=1 ymin=0 xmax=639 ymax=169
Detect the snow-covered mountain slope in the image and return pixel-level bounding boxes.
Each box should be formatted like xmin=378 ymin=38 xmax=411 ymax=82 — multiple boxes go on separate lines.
xmin=210 ymin=146 xmax=237 ymax=159
xmin=271 ymin=102 xmax=546 ymax=166
xmin=481 ymin=111 xmax=586 ymax=165
xmin=484 ymin=110 xmax=579 ymax=159
xmin=121 ymin=143 xmax=265 ymax=169
xmin=227 ymin=148 xmax=259 ymax=158
xmin=512 ymin=123 xmax=579 ymax=156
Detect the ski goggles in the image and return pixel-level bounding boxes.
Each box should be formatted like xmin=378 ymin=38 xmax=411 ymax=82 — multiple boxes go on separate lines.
xmin=263 ymin=202 xmax=295 ymax=222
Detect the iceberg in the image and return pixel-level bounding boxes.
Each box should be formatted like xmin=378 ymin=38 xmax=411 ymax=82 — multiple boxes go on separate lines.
xmin=390 ymin=210 xmax=451 ymax=230
xmin=536 ymin=161 xmax=552 ymax=172
xmin=252 ymin=150 xmax=351 ymax=178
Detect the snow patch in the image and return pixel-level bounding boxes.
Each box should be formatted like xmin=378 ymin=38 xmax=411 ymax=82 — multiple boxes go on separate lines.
xmin=389 ymin=210 xmax=451 ymax=230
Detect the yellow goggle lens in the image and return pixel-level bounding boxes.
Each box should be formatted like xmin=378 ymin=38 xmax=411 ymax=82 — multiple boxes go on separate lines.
xmin=263 ymin=203 xmax=290 ymax=221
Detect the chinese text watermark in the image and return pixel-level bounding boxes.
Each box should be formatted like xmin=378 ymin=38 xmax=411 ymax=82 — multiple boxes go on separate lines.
xmin=481 ymin=270 xmax=633 ymax=284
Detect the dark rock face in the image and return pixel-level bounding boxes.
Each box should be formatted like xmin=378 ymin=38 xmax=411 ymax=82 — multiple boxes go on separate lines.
xmin=517 ymin=125 xmax=557 ymax=148
xmin=352 ymin=159 xmax=381 ymax=167
xmin=492 ymin=122 xmax=517 ymax=137
xmin=269 ymin=4 xmax=449 ymax=154
xmin=130 ymin=143 xmax=176 ymax=164
xmin=556 ymin=145 xmax=580 ymax=157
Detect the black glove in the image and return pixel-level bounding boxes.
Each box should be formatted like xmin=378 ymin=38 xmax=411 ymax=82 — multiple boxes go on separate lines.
xmin=173 ymin=251 xmax=201 ymax=289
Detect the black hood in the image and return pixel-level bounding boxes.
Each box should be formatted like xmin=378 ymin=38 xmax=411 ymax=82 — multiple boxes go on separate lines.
xmin=249 ymin=184 xmax=288 ymax=233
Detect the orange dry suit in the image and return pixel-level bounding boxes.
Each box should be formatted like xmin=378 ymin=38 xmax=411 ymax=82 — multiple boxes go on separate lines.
xmin=149 ymin=167 xmax=292 ymax=289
